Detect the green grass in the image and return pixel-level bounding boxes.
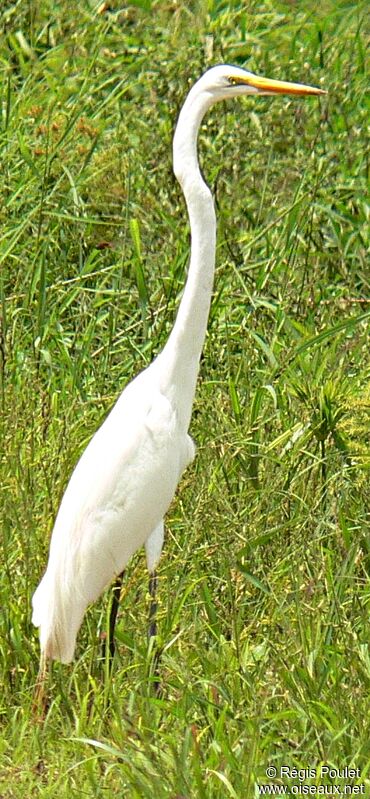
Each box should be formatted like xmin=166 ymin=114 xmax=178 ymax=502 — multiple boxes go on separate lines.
xmin=1 ymin=0 xmax=369 ymax=796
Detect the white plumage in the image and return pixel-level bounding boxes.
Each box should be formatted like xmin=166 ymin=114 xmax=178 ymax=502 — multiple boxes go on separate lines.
xmin=32 ymin=364 xmax=194 ymax=662
xmin=32 ymin=64 xmax=325 ymax=667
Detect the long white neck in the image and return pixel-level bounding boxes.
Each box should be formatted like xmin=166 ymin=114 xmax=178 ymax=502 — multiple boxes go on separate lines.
xmin=157 ymin=85 xmax=216 ymax=430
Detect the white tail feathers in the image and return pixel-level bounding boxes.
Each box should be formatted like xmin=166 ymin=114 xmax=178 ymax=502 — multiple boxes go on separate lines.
xmin=32 ymin=571 xmax=84 ymax=664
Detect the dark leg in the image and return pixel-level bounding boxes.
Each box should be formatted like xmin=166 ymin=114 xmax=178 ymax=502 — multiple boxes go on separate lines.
xmin=148 ymin=570 xmax=158 ymax=639
xmin=148 ymin=570 xmax=161 ymax=694
xmin=102 ymin=571 xmax=124 ymax=665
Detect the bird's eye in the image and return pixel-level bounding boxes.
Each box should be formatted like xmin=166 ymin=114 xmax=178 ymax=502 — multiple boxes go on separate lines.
xmin=227 ymin=76 xmax=241 ymax=86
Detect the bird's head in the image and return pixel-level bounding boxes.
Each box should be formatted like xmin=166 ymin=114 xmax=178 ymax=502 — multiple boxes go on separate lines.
xmin=173 ymin=64 xmax=326 ymax=186
xmin=197 ymin=64 xmax=327 ymax=100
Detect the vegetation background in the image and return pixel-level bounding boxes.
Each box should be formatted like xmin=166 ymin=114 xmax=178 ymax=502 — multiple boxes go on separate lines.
xmin=0 ymin=0 xmax=368 ymax=796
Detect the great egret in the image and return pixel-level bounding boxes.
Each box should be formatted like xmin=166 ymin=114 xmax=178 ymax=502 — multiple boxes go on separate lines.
xmin=32 ymin=64 xmax=325 ymax=678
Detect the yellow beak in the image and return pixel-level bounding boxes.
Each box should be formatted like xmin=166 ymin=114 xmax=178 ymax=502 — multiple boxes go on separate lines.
xmin=239 ymin=73 xmax=326 ymax=96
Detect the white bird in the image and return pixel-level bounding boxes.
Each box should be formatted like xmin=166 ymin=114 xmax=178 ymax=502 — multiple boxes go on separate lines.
xmin=32 ymin=64 xmax=325 ymax=675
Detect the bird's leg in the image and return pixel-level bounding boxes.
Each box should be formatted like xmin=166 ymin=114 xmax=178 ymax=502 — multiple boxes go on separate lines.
xmin=148 ymin=570 xmax=158 ymax=639
xmin=148 ymin=569 xmax=162 ymax=694
xmin=145 ymin=522 xmax=164 ymax=694
xmin=33 ymin=656 xmax=49 ymax=721
xmin=102 ymin=571 xmax=124 ymax=666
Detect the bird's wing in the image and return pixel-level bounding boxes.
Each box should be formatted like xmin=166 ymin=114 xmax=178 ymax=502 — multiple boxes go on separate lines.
xmin=44 ymin=367 xmax=191 ymax=602
xmin=32 ymin=366 xmax=193 ymax=662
